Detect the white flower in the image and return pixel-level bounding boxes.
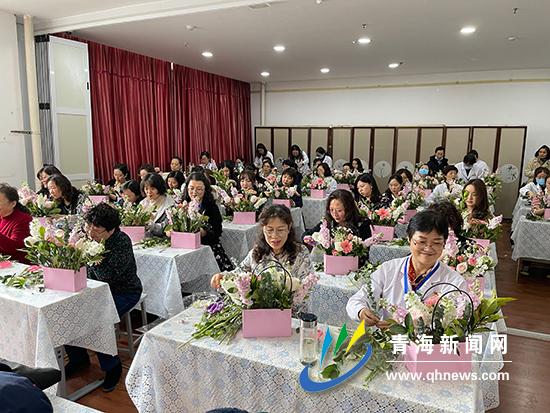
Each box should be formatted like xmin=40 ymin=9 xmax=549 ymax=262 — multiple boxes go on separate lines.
xmin=456 ymin=262 xmax=468 ymax=274
xmin=250 ymin=195 xmax=258 ymax=204
xmin=254 ymin=198 xmax=267 ymax=209
xmin=284 ymin=276 xmax=302 ymax=292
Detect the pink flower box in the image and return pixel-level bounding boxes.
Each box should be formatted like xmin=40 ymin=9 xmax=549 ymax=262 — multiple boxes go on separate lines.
xmin=89 ymin=195 xmax=108 ymax=204
xmin=473 ymin=238 xmax=490 ymax=249
xmin=477 ymin=276 xmax=485 ymax=292
xmin=171 ymin=231 xmax=201 ymax=250
xmin=336 ymin=184 xmax=351 ymax=191
xmin=324 ymin=255 xmax=359 ymax=276
xmin=403 ymin=209 xmax=417 ymax=223
xmin=242 ymin=308 xmax=292 ymax=338
xmin=273 ymin=199 xmax=292 ymax=209
xmin=405 ymin=342 xmax=471 ymax=376
xmin=43 ymin=267 xmax=87 ymax=292
xmin=371 ymin=225 xmax=395 ymax=241
xmin=233 ymin=211 xmax=256 ymax=225
xmin=310 ymin=189 xmax=327 ymax=199
xmin=120 ymin=226 xmax=145 ymax=243
xmin=544 ymin=208 xmax=550 ymax=220
xmin=0 ymin=261 xmax=12 ymax=269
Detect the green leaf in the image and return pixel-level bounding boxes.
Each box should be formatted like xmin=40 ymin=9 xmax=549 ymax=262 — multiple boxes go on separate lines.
xmin=320 ymin=363 xmax=341 ymax=379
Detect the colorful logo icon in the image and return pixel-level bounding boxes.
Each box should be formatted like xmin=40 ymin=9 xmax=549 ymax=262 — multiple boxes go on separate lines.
xmin=299 ymin=321 xmax=372 ymax=392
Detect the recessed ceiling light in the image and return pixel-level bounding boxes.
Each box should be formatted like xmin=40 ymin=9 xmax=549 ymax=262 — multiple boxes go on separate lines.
xmin=320 ymin=67 xmax=330 ymax=74
xmin=357 ymin=37 xmax=371 ymax=44
xmin=507 ymin=35 xmax=518 ymax=41
xmin=201 ymin=51 xmax=213 ymax=58
xmin=460 ymin=26 xmax=476 ymax=35
xmin=388 ymin=62 xmax=401 ymax=69
xmin=261 ymin=71 xmax=270 ymax=77
xmin=273 ymin=45 xmax=286 ymax=52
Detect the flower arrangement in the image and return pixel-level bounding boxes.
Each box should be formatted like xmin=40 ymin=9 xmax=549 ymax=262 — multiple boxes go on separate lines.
xmin=405 ymin=185 xmax=429 ymax=209
xmin=24 ymin=218 xmax=105 ymax=270
xmin=18 ymin=184 xmax=61 ymax=217
xmin=0 ymin=265 xmax=43 ymax=290
xmin=309 ymin=177 xmax=329 ymax=190
xmin=262 ymin=180 xmax=298 ymax=200
xmin=367 ymin=201 xmax=407 ymax=227
xmin=117 ymin=203 xmax=155 ymax=226
xmin=300 ymin=174 xmax=313 ymax=196
xmin=333 ymin=170 xmax=355 ymax=185
xmin=352 ymin=261 xmax=382 ymax=286
xmin=414 ymin=174 xmax=439 ymax=190
xmin=81 ymin=180 xmax=112 ymax=196
xmin=165 ymin=200 xmax=209 ymax=233
xmin=531 ymin=191 xmax=550 ymax=210
xmin=190 ymin=261 xmax=319 ymax=343
xmin=484 ymin=172 xmax=503 ymax=205
xmin=167 ymin=188 xmax=184 ymax=204
xmin=462 ymin=213 xmax=503 ymax=243
xmin=211 ymin=170 xmax=237 ymax=194
xmin=303 ymin=220 xmax=374 ymax=257
xmin=219 ymin=187 xmax=267 ymax=212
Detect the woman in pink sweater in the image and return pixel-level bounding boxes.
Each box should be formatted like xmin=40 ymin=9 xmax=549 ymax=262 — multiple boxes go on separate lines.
xmin=0 ymin=184 xmax=32 ymax=263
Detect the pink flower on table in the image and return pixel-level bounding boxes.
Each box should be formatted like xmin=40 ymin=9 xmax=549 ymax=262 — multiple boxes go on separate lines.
xmin=393 ymin=306 xmax=409 ymax=323
xmin=376 ymin=208 xmax=391 ymax=221
xmin=332 ymin=249 xmax=338 ymax=256
xmin=457 ymin=255 xmax=465 ymax=263
xmin=424 ymin=293 xmax=440 ymax=307
xmin=303 ymin=235 xmax=314 ymax=246
xmin=456 ymin=262 xmax=468 ymax=274
xmin=467 ymin=257 xmax=477 ymax=266
xmin=340 ymin=239 xmax=353 ymax=254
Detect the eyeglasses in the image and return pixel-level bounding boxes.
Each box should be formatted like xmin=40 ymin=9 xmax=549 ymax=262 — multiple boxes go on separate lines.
xmin=411 ymin=238 xmax=444 ymax=251
xmin=263 ymin=227 xmax=289 ymax=237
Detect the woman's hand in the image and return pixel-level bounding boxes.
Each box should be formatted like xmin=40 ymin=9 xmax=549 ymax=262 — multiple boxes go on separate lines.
xmin=210 ymin=273 xmax=224 ymax=289
xmin=358 ymin=308 xmax=380 ymax=326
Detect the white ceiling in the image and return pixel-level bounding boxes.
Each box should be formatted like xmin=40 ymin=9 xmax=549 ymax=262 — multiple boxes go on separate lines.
xmin=3 ymin=0 xmax=550 ymax=83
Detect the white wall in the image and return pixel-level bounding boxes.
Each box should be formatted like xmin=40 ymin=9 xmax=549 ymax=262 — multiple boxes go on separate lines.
xmin=252 ymin=69 xmax=550 ymax=167
xmin=0 ymin=11 xmax=29 ymax=187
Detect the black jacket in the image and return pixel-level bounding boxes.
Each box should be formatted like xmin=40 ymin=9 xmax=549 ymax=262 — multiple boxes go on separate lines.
xmin=200 ymin=199 xmax=223 ymax=245
xmin=427 ymin=155 xmax=449 ymax=174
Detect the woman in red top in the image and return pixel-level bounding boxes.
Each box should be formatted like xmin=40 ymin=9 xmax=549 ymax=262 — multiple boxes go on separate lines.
xmin=0 ymin=184 xmax=32 ymax=263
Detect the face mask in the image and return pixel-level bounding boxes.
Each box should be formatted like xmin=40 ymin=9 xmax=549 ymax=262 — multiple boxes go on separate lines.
xmin=419 ymin=168 xmax=429 ymax=176
xmin=435 ymin=155 xmax=443 ymax=161
xmin=536 ymin=178 xmax=546 ymax=186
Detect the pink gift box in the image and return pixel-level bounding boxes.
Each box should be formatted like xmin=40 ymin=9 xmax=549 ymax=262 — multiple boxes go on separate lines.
xmin=0 ymin=261 xmax=12 ymax=269
xmin=120 ymin=226 xmax=145 ymax=243
xmin=233 ymin=211 xmax=256 ymax=225
xmin=403 ymin=209 xmax=417 ymax=223
xmin=544 ymin=209 xmax=550 ymax=220
xmin=477 ymin=276 xmax=485 ymax=292
xmin=89 ymin=195 xmax=108 ymax=204
xmin=473 ymin=238 xmax=490 ymax=249
xmin=43 ymin=267 xmax=87 ymax=292
xmin=336 ymin=184 xmax=351 ymax=191
xmin=405 ymin=342 xmax=471 ymax=376
xmin=324 ymin=255 xmax=359 ymax=276
xmin=310 ymin=189 xmax=326 ymax=199
xmin=171 ymin=231 xmax=201 ymax=249
xmin=273 ymin=199 xmax=292 ymax=209
xmin=371 ymin=225 xmax=395 ymax=241
xmin=242 ymin=308 xmax=292 ymax=338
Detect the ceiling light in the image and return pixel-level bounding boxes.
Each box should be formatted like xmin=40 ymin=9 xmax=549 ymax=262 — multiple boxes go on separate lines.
xmin=201 ymin=51 xmax=213 ymax=58
xmin=185 ymin=25 xmax=197 ymax=31
xmin=261 ymin=71 xmax=270 ymax=77
xmin=357 ymin=37 xmax=371 ymax=44
xmin=460 ymin=26 xmax=476 ymax=35
xmin=388 ymin=62 xmax=401 ymax=69
xmin=320 ymin=67 xmax=330 ymax=74
xmin=315 ymin=0 xmax=324 ymax=4
xmin=273 ymin=45 xmax=286 ymax=52
xmin=507 ymin=35 xmax=518 ymax=41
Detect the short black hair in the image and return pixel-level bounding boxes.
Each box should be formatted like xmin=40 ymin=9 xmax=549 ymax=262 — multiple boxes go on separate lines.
xmin=388 ymin=173 xmax=404 ymax=185
xmin=395 ymin=169 xmax=412 ymax=183
xmin=463 ymin=153 xmax=477 ymax=165
xmin=469 ymin=149 xmax=479 ymax=158
xmin=443 ymin=165 xmax=458 ymax=175
xmin=85 ymin=203 xmax=121 ymax=231
xmin=114 ymin=163 xmax=130 ymax=178
xmin=435 ymin=146 xmax=445 ymax=153
xmin=171 ymin=156 xmax=183 ymax=164
xmin=282 ymin=159 xmax=298 ymax=169
xmin=262 ymin=158 xmax=274 ymax=168
xmin=121 ymin=180 xmax=143 ymax=200
xmin=316 ymin=147 xmax=327 ymax=155
xmin=139 ymin=164 xmax=155 ymax=174
xmin=166 ymin=171 xmax=185 ymax=187
xmin=200 ymin=151 xmax=211 ymax=160
xmin=142 ymin=173 xmax=167 ymax=195
xmin=406 ymin=210 xmax=449 ymax=241
xmin=317 ymin=162 xmax=332 ymax=177
xmin=281 ymin=167 xmax=299 ymax=184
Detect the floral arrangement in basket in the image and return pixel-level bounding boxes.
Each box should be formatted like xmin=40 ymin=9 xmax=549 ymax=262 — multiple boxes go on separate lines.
xmin=211 ymin=170 xmax=237 ymax=194
xmin=189 ymin=261 xmax=319 ymax=343
xmin=81 ymin=180 xmax=113 ymax=196
xmin=404 ymin=185 xmax=429 ymax=210
xmin=300 ymin=174 xmax=312 ymax=196
xmin=461 ymin=212 xmax=503 ymax=243
xmin=309 ymin=177 xmax=329 ymax=190
xmin=303 ymin=220 xmax=374 ymax=257
xmin=18 ymin=184 xmax=61 ymax=217
xmin=219 ymin=187 xmax=267 ymax=212
xmin=367 ymin=200 xmax=408 ymax=227
xmin=261 ymin=180 xmax=298 ymax=200
xmin=167 ymin=188 xmax=184 ymax=204
xmin=484 ymin=172 xmax=503 ymax=205
xmin=165 ymin=200 xmax=209 ymax=234
xmin=24 ymin=218 xmax=104 ymax=270
xmin=117 ymin=203 xmax=155 ymax=226
xmin=333 ymin=170 xmax=355 ymax=185
xmin=413 ymin=174 xmax=439 ymax=190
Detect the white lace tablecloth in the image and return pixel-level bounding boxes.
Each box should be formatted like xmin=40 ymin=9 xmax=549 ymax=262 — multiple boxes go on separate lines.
xmin=221 ymin=222 xmax=259 ymax=263
xmin=48 ymin=394 xmax=103 ymax=412
xmin=0 ymin=263 xmax=118 ymax=371
xmin=394 ymin=223 xmax=408 ymax=239
xmin=290 ymin=207 xmax=306 ymax=239
xmin=302 ymin=197 xmax=327 ymax=229
xmin=134 ymin=246 xmax=221 ymax=319
xmin=126 ymin=307 xmax=502 ymax=413
xmin=511 ymin=217 xmax=550 ymax=262
xmin=511 ymin=198 xmax=531 ymax=233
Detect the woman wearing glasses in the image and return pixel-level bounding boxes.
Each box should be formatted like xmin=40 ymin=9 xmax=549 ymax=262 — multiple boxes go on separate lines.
xmin=211 ymin=205 xmax=313 ymax=288
xmin=346 ymin=209 xmax=468 ymax=328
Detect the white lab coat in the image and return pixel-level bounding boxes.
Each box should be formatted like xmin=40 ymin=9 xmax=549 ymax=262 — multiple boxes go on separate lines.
xmin=319 ymin=154 xmax=333 ymax=168
xmin=476 ymin=159 xmax=491 ymax=177
xmin=455 ymin=162 xmax=488 ymax=182
xmin=324 ymin=176 xmax=338 ymax=194
xmin=346 ymin=256 xmax=469 ymax=322
xmin=427 ymin=182 xmax=463 ymax=203
xmin=254 ymin=151 xmax=274 ymax=169
xmin=519 ymin=182 xmax=543 ymax=197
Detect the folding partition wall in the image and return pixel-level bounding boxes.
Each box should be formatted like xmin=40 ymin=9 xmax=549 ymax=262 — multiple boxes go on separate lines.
xmin=255 ymin=125 xmax=527 ymax=218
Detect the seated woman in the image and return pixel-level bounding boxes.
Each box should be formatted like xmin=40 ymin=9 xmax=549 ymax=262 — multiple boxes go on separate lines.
xmin=353 ymin=173 xmax=382 ymax=212
xmin=166 ymin=171 xmax=185 ymax=191
xmin=352 ymin=158 xmax=364 ymax=175
xmin=280 ymin=167 xmax=303 ymax=208
xmin=139 ymin=173 xmax=174 ymax=237
xmin=170 ymin=156 xmax=183 ymax=173
xmin=531 ymin=175 xmax=550 ymax=217
xmin=462 ymin=179 xmax=492 ymax=223
xmin=107 ymin=163 xmax=130 ymax=202
xmin=315 ymin=163 xmax=337 ymax=194
xmin=259 ymin=158 xmax=276 ymax=180
xmin=238 ymin=170 xmax=258 ymax=194
xmin=211 ymin=205 xmax=313 ymax=288
xmin=184 ymin=173 xmax=233 ymax=271
xmin=519 ymin=166 xmax=549 ymax=198
xmin=120 ymin=180 xmax=143 ymax=206
xmin=346 ymin=210 xmax=468 ymax=327
xmin=36 ymin=165 xmax=62 ymax=197
xmin=199 ymin=151 xmax=218 ymax=171
xmin=138 ymin=164 xmax=156 ymax=181
xmin=219 ymin=160 xmax=238 ymax=183
xmin=524 ymin=145 xmax=550 ymax=180
xmin=289 ymin=144 xmax=310 ymax=176
xmin=0 ymin=184 xmax=32 ymax=263
xmin=47 ymin=174 xmax=88 ymax=215
xmin=417 ymin=163 xmax=432 ymax=177
xmin=428 ymin=165 xmax=463 ymax=203
xmin=65 ymin=203 xmax=142 ymax=392
xmin=254 ymin=143 xmax=274 ymax=170
xmin=303 ymin=189 xmax=372 ymax=241
xmin=395 ymin=168 xmax=413 ymax=185
xmin=379 ymin=174 xmax=403 ymax=207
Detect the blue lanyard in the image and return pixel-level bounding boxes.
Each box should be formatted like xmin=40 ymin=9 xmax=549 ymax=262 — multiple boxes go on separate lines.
xmin=403 ymin=256 xmax=441 ymax=294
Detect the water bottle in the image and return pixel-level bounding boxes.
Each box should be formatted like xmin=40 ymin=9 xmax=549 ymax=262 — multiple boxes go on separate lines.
xmin=299 ymin=313 xmax=318 ymax=366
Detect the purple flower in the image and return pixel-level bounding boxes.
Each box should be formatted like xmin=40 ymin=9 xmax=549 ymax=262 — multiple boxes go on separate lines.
xmin=207 ymin=300 xmax=224 ymax=314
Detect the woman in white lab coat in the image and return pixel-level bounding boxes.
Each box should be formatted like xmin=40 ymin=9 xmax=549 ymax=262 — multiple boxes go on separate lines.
xmin=346 ymin=209 xmax=468 ymax=327
xmin=518 ymin=166 xmax=549 ymax=198
xmin=427 ymin=165 xmax=463 ymax=203
xmin=455 ymin=153 xmax=487 ymax=182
